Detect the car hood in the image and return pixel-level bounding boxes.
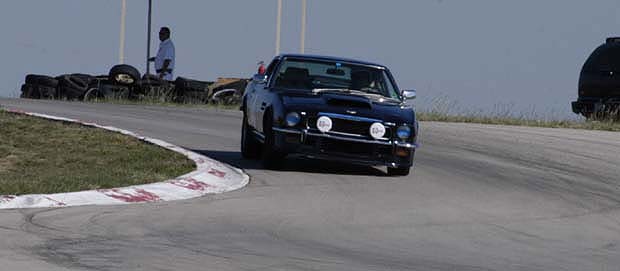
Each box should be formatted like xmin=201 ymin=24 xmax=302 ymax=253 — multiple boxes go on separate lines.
xmin=280 ymin=91 xmax=415 ymax=124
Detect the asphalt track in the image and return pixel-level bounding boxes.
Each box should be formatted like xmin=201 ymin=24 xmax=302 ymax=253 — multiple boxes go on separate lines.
xmin=1 ymin=98 xmax=619 ymax=271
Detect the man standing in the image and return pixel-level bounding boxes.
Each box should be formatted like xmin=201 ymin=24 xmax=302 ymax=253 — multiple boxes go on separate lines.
xmin=148 ymin=27 xmax=175 ymax=80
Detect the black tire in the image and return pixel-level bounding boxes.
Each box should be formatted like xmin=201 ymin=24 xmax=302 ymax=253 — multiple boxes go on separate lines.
xmin=57 ymin=86 xmax=85 ymax=100
xmin=70 ymin=73 xmax=94 ymax=85
xmin=20 ymin=84 xmax=39 ymax=99
xmin=141 ymin=74 xmax=165 ymax=86
xmin=387 ymin=166 xmax=411 ymax=176
xmin=37 ymin=85 xmax=56 ymax=99
xmin=174 ymin=77 xmax=210 ymax=103
xmin=20 ymin=84 xmax=55 ymax=99
xmin=25 ymin=74 xmax=59 ymax=88
xmin=19 ymin=84 xmax=29 ymax=98
xmin=109 ymin=64 xmax=140 ymax=85
xmin=57 ymin=75 xmax=88 ymax=100
xmin=261 ymin=111 xmax=285 ymax=169
xmin=98 ymin=83 xmax=130 ymax=100
xmin=87 ymin=77 xmax=106 ymax=89
xmin=59 ymin=74 xmax=89 ymax=90
xmin=83 ymin=88 xmax=105 ymax=101
xmin=241 ymin=113 xmax=261 ymax=159
xmin=175 ymin=77 xmax=210 ymax=92
xmin=174 ymin=77 xmax=211 ymax=101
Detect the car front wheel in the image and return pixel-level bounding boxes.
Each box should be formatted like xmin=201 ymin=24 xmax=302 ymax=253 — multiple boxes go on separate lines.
xmin=261 ymin=112 xmax=285 ymax=169
xmin=241 ymin=113 xmax=260 ymax=159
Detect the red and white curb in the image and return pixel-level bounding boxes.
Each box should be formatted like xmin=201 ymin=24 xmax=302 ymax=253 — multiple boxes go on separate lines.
xmin=0 ymin=109 xmax=249 ymax=209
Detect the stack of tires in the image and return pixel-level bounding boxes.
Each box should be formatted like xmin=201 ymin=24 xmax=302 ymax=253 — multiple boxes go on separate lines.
xmin=83 ymin=64 xmax=140 ymax=101
xmin=19 ymin=64 xmax=236 ymax=105
xmin=56 ymin=73 xmax=95 ymax=100
xmin=137 ymin=73 xmax=175 ymax=101
xmin=21 ymin=73 xmax=99 ymax=100
xmin=21 ymin=75 xmax=59 ymax=99
xmin=174 ymin=77 xmax=212 ymax=103
xmin=20 ymin=64 xmax=143 ymax=101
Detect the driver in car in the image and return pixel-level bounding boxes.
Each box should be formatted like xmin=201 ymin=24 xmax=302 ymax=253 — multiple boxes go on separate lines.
xmin=351 ymin=70 xmax=377 ymax=91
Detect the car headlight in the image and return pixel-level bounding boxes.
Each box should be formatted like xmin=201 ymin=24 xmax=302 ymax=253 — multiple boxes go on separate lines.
xmin=396 ymin=125 xmax=411 ymax=140
xmin=285 ymin=112 xmax=301 ymax=127
xmin=369 ymin=122 xmax=386 ymax=139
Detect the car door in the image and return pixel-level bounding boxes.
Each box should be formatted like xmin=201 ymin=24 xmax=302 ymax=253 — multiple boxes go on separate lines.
xmin=249 ymin=78 xmax=266 ymax=130
xmin=244 ymin=78 xmax=259 ymax=129
xmin=253 ymin=58 xmax=280 ymax=133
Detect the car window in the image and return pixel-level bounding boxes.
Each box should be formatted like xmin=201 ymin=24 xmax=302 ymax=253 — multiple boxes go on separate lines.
xmin=265 ymin=58 xmax=280 ymax=76
xmin=273 ymin=59 xmax=400 ymax=99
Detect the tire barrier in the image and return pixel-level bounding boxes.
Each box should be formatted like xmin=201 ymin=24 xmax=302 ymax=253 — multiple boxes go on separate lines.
xmin=19 ymin=65 xmax=247 ymax=104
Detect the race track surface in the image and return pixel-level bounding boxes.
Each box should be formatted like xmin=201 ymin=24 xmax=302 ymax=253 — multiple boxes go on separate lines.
xmin=1 ymin=98 xmax=619 ymax=271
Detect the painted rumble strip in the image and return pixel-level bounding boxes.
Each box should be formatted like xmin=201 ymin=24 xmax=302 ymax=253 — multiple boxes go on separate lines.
xmin=0 ymin=109 xmax=250 ymax=209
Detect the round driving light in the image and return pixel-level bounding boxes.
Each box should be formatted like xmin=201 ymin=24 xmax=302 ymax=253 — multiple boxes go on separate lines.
xmin=396 ymin=125 xmax=411 ymax=139
xmin=316 ymin=116 xmax=332 ymax=133
xmin=285 ymin=112 xmax=301 ymax=127
xmin=369 ymin=122 xmax=386 ymax=139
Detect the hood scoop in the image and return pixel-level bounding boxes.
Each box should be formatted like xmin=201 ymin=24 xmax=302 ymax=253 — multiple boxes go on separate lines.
xmin=324 ymin=94 xmax=372 ymax=109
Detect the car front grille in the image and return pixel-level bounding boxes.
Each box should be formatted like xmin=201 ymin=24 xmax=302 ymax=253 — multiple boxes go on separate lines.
xmin=305 ymin=137 xmax=393 ymax=158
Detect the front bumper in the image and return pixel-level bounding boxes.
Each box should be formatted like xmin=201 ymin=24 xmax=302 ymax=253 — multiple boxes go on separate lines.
xmin=272 ymin=127 xmax=417 ymax=168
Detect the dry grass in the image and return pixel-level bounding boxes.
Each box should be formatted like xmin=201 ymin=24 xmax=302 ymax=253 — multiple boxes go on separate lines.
xmin=415 ymin=96 xmax=620 ymax=132
xmin=417 ymin=111 xmax=620 ymax=131
xmin=85 ymin=84 xmax=240 ymax=110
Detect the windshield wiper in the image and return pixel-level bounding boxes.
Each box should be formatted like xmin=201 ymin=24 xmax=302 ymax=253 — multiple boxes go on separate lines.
xmin=312 ymin=88 xmax=376 ymax=96
xmin=312 ymin=88 xmax=349 ymax=94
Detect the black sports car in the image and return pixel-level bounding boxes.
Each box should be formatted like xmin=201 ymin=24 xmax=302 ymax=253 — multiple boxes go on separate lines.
xmin=240 ymin=54 xmax=418 ymax=176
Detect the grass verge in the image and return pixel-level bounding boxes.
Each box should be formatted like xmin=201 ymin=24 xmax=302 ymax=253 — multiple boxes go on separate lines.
xmin=0 ymin=110 xmax=195 ymax=195
xmin=414 ymin=95 xmax=620 ymax=131
xmin=417 ymin=111 xmax=620 ymax=131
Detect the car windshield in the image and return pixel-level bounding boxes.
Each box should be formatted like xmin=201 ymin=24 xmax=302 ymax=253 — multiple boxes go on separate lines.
xmin=273 ymin=58 xmax=401 ymax=99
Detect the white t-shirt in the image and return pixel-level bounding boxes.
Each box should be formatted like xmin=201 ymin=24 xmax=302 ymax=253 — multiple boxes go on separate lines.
xmin=155 ymin=39 xmax=175 ymax=80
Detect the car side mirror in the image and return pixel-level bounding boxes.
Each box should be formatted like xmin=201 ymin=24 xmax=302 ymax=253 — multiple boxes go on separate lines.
xmin=401 ymin=89 xmax=416 ymax=100
xmin=252 ymin=74 xmax=268 ymax=84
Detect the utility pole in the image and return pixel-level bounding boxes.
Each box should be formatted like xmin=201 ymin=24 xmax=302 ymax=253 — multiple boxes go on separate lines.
xmin=146 ymin=0 xmax=152 ymax=75
xmin=275 ymin=0 xmax=282 ymax=56
xmin=300 ymin=0 xmax=307 ymax=54
xmin=119 ymin=0 xmax=126 ymax=64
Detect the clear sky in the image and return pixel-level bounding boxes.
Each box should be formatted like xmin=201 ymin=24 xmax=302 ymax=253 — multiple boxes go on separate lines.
xmin=1 ymin=0 xmax=619 ymax=118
